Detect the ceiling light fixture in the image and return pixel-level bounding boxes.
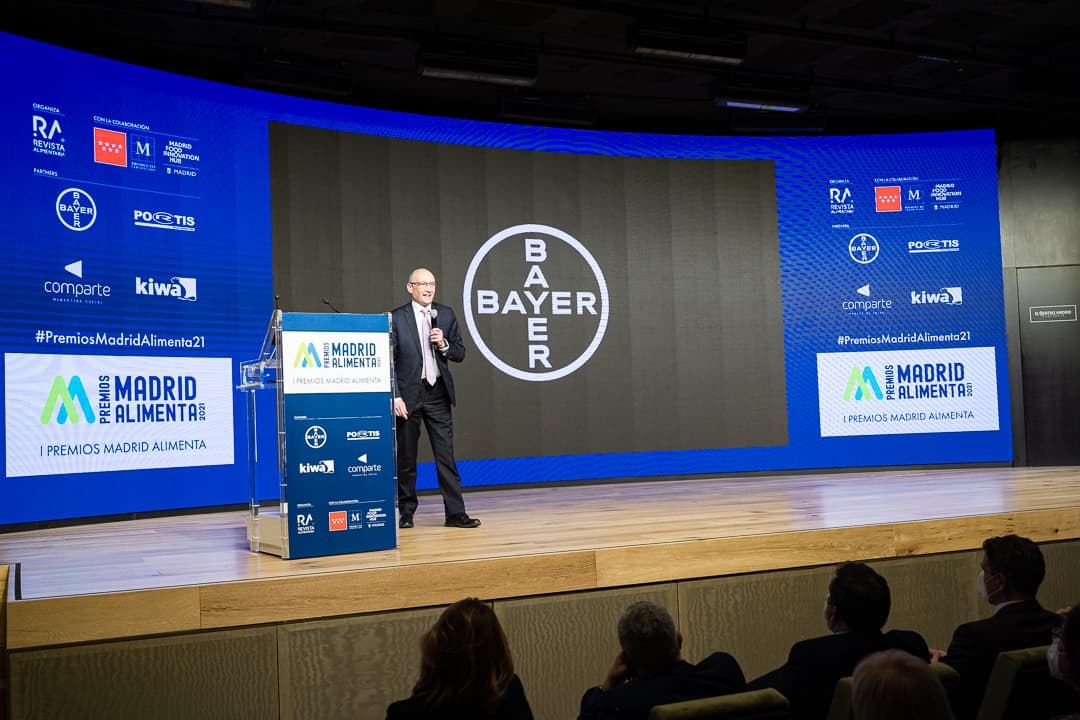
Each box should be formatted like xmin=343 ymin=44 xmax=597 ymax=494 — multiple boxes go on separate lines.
xmin=632 ymin=19 xmax=746 ymax=66
xmin=419 ymin=45 xmax=537 ymax=87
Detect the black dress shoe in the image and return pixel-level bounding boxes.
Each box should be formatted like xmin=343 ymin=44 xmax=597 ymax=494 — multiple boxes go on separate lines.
xmin=398 ymin=515 xmax=414 ymax=529
xmin=444 ymin=513 xmax=481 ymax=528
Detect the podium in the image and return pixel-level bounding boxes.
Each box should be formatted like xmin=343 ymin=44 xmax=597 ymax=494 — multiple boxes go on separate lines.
xmin=238 ymin=311 xmax=397 ymax=559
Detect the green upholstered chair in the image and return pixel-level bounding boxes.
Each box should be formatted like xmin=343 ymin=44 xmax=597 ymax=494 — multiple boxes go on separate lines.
xmin=976 ymin=645 xmax=1080 ymax=720
xmin=647 ymin=688 xmax=790 ymax=720
xmin=825 ymin=661 xmax=961 ymax=720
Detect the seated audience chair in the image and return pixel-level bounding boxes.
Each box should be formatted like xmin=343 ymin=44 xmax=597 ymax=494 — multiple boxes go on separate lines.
xmin=975 ymin=645 xmax=1080 ymax=720
xmin=825 ymin=661 xmax=961 ymax=720
xmin=648 ymin=688 xmax=790 ymax=720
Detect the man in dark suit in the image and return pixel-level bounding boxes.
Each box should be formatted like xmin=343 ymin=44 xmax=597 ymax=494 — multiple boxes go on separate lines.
xmin=391 ymin=268 xmax=479 ymax=529
xmin=579 ymin=600 xmax=745 ymax=720
xmin=747 ymin=562 xmax=930 ymax=720
xmin=934 ymin=534 xmax=1062 ymax=719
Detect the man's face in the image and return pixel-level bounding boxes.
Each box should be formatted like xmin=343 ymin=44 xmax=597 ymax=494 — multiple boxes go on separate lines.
xmin=407 ymin=270 xmax=437 ymax=307
xmin=980 ymin=554 xmax=1003 ymax=601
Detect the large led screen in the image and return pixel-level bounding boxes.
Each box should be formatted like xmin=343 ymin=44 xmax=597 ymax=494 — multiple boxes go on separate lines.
xmin=0 ymin=31 xmax=1011 ymax=525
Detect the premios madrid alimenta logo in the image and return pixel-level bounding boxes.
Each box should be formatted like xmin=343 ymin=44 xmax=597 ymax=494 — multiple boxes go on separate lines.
xmin=293 ymin=342 xmax=321 ymax=368
xmin=40 ymin=375 xmax=96 ymax=424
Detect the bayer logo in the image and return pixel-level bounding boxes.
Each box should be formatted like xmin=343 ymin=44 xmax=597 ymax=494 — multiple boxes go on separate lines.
xmin=848 ymin=233 xmax=880 ymax=264
xmin=304 ymin=425 xmax=327 ymax=449
xmin=463 ymin=223 xmax=609 ymax=382
xmin=56 ymin=187 xmax=97 ymax=232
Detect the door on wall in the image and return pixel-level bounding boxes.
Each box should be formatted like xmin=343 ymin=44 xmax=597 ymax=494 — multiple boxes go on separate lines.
xmin=1017 ymin=265 xmax=1080 ymax=465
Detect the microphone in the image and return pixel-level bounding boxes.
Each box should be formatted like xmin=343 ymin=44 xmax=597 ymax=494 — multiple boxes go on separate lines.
xmin=322 ymin=297 xmax=342 ymax=313
xmin=274 ymin=293 xmax=280 ymax=310
xmin=428 ymin=306 xmax=438 ymax=327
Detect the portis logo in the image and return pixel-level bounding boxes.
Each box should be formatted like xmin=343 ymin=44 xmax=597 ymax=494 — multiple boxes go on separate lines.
xmin=463 ymin=224 xmax=609 ymax=382
xmin=294 ymin=342 xmax=322 ymax=368
xmin=844 ymin=367 xmax=883 ymax=401
xmin=133 ymin=210 xmax=195 ymax=231
xmin=56 ymin=187 xmax=96 ymax=231
xmin=40 ymin=376 xmax=96 ymax=424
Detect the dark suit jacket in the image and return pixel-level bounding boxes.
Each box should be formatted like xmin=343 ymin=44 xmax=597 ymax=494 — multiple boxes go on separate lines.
xmin=748 ymin=629 xmax=930 ymax=720
xmin=390 ymin=301 xmax=466 ymax=409
xmin=386 ymin=674 xmax=533 ymax=720
xmin=578 ymin=652 xmax=746 ymax=720
xmin=943 ymin=598 xmax=1062 ymax=720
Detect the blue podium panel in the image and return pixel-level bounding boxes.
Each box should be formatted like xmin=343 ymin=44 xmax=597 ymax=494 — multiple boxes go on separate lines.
xmin=279 ymin=312 xmax=394 ymax=558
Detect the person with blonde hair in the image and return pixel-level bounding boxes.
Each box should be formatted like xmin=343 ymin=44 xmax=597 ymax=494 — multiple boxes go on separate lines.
xmin=852 ymin=649 xmax=952 ymax=720
xmin=387 ymin=597 xmax=532 ymax=719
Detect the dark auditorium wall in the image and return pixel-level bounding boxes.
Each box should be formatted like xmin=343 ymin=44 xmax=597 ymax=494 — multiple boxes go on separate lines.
xmin=8 ymin=540 xmax=1080 ymax=720
xmin=998 ymin=139 xmax=1080 ymax=465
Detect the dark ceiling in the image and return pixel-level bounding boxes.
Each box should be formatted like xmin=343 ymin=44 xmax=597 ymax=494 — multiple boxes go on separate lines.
xmin=4 ymin=0 xmax=1080 ymax=137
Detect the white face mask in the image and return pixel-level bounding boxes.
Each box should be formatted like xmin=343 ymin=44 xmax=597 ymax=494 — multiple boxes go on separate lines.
xmin=1047 ymin=636 xmax=1065 ymax=681
xmin=977 ymin=570 xmax=989 ymax=600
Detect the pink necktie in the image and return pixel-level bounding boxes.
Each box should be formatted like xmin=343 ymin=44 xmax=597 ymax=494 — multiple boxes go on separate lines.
xmin=421 ymin=309 xmax=437 ymax=385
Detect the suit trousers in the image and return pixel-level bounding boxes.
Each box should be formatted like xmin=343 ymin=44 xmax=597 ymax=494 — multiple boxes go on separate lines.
xmin=395 ymin=377 xmax=466 ymax=518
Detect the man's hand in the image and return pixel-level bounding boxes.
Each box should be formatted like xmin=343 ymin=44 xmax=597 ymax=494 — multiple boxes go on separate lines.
xmin=429 ymin=327 xmax=445 ymax=349
xmin=601 ymin=651 xmax=632 ymax=690
xmin=394 ymin=397 xmax=408 ymax=419
xmin=929 ymin=648 xmax=947 ymax=664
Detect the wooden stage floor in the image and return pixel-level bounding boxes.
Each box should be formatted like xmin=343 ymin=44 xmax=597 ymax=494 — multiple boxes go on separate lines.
xmin=3 ymin=466 xmax=1080 ymax=649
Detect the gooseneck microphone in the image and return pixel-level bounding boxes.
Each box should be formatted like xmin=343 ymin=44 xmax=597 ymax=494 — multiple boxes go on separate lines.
xmin=274 ymin=293 xmax=280 ymax=310
xmin=322 ymin=297 xmax=342 ymax=313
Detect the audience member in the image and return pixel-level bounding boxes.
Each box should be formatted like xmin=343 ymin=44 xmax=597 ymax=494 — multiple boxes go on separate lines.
xmin=578 ymin=600 xmax=745 ymax=720
xmin=1050 ymin=604 xmax=1080 ymax=690
xmin=747 ymin=561 xmax=930 ymax=720
xmin=933 ymin=534 xmax=1061 ymax=720
xmin=1049 ymin=604 xmax=1080 ymax=719
xmin=387 ymin=597 xmax=533 ymax=720
xmin=851 ymin=649 xmax=953 ymax=720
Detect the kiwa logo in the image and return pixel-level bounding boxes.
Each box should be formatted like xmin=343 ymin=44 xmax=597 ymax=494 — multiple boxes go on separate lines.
xmin=40 ymin=375 xmax=96 ymax=424
xmin=844 ymin=367 xmax=883 ymax=401
xmin=293 ymin=342 xmax=321 ymax=368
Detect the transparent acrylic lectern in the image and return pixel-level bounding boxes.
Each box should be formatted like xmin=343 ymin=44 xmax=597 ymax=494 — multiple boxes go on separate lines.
xmin=237 ymin=310 xmax=287 ymax=556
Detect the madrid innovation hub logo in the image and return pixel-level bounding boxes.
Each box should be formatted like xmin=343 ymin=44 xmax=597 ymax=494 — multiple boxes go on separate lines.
xmin=40 ymin=375 xmax=96 ymax=424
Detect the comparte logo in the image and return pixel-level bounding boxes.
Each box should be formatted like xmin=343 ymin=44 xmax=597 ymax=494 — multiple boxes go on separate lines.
xmin=43 ymin=260 xmax=111 ymax=305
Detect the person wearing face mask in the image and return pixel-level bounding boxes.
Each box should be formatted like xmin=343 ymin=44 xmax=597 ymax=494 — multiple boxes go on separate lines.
xmin=747 ymin=562 xmax=930 ymax=720
xmin=932 ymin=534 xmax=1062 ymax=720
xmin=1048 ymin=604 xmax=1080 ymax=718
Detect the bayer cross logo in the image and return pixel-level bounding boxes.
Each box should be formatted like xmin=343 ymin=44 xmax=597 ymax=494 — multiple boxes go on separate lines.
xmin=56 ymin=188 xmax=97 ymax=232
xmin=304 ymin=425 xmax=327 ymax=449
xmin=463 ymin=224 xmax=609 ymax=382
xmin=848 ymin=233 xmax=880 ymax=264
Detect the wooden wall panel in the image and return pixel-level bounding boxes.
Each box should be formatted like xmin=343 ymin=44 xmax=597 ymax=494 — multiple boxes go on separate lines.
xmin=8 ymin=627 xmax=277 ymax=720
xmin=867 ymin=551 xmax=983 ymax=652
xmin=1038 ymin=540 xmax=1080 ymax=612
xmin=495 ymin=584 xmax=679 ymax=720
xmin=278 ymin=606 xmax=442 ymax=720
xmin=680 ymin=563 xmax=834 ymax=682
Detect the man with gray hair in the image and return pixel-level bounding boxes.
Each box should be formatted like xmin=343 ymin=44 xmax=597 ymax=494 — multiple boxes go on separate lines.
xmin=578 ymin=600 xmax=745 ymax=720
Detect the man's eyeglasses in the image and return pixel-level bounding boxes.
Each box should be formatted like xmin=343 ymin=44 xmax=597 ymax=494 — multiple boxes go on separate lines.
xmin=409 ymin=281 xmax=436 ymax=288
